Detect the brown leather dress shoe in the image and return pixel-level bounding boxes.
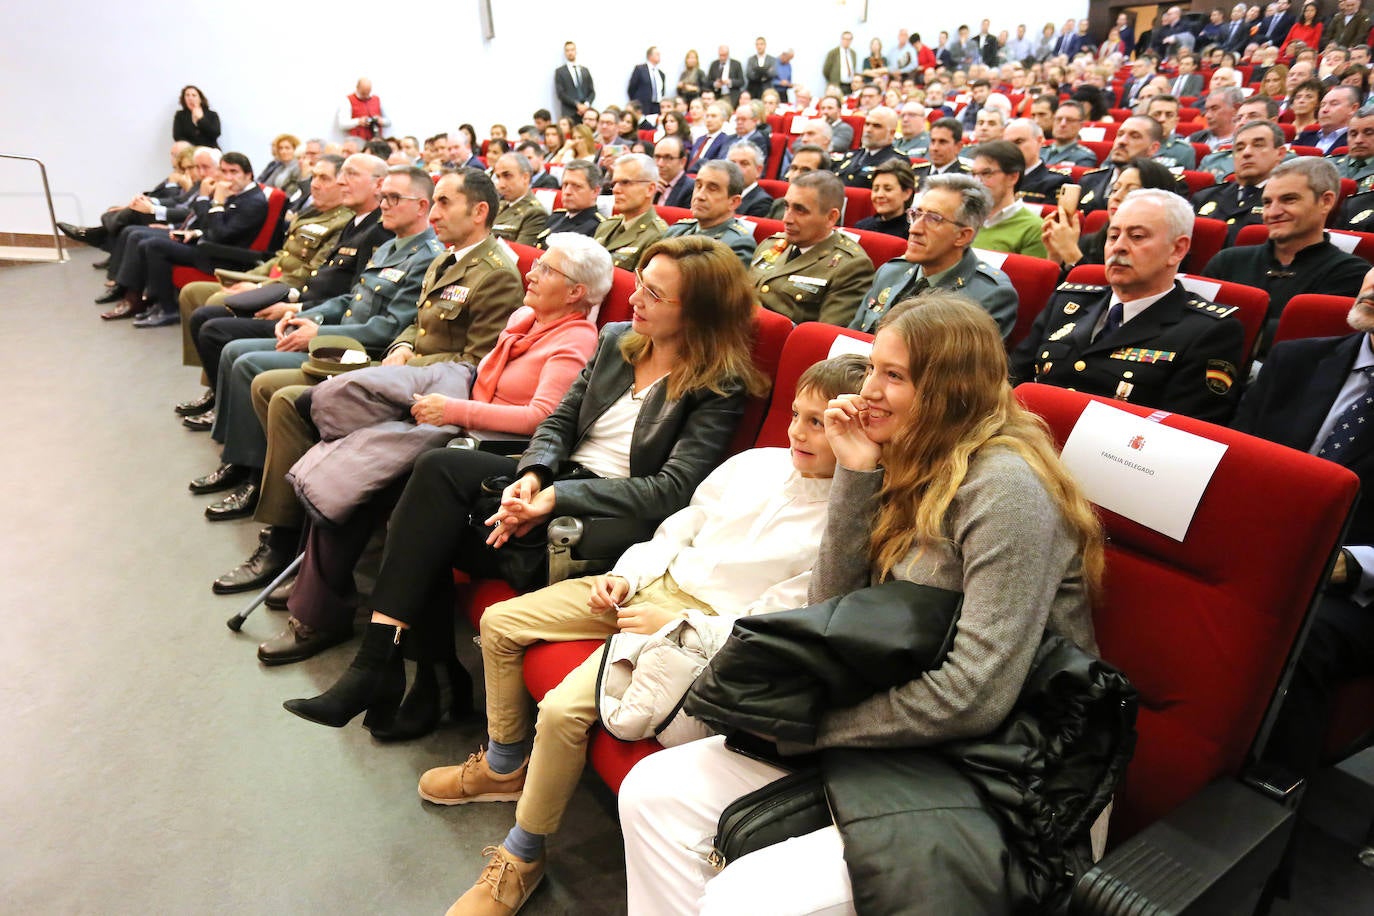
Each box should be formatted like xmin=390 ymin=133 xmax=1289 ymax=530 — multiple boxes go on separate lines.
xmin=257 ymin=618 xmax=353 ymax=666
xmin=100 ymin=298 xmax=150 ymax=320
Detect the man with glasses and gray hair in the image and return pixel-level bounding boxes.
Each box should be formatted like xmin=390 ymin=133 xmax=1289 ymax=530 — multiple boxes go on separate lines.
xmin=1012 ymin=188 xmax=1247 ymax=424
xmin=593 ymin=153 xmax=668 ymax=270
xmin=850 ymin=174 xmax=1018 ymax=335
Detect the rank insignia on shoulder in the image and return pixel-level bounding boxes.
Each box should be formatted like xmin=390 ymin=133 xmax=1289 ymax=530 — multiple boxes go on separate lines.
xmin=1199 ymin=201 xmax=1218 ymax=215
xmin=1191 ymin=300 xmax=1238 ymax=318
xmin=1048 ymin=322 xmax=1076 ymax=341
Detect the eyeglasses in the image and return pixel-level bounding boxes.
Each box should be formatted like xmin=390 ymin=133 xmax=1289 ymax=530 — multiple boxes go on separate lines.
xmin=529 ymin=257 xmax=574 ymax=283
xmin=379 ymin=192 xmax=422 ymax=207
xmin=908 ymin=207 xmax=966 ymax=228
xmin=969 ymin=168 xmax=1003 ymax=180
xmin=634 ymin=268 xmax=679 ymax=305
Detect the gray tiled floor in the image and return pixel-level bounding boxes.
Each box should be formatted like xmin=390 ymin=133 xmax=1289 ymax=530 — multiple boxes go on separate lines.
xmin=4 ymin=249 xmax=1374 ymax=914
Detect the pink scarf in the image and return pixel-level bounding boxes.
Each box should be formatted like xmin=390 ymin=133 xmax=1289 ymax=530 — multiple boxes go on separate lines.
xmin=472 ymin=308 xmax=589 ymax=403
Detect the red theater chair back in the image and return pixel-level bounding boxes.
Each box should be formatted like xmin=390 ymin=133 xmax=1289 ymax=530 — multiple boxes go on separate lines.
xmin=1273 ymin=294 xmax=1357 ymax=344
xmin=756 ymin=322 xmax=874 ymax=447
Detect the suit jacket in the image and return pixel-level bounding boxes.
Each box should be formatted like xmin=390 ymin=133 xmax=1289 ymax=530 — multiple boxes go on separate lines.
xmin=518 ymin=322 xmax=747 ymax=522
xmin=1118 ymin=76 xmax=1152 ymax=107
xmin=823 ymin=46 xmax=859 ymax=89
xmin=977 ymin=33 xmax=1000 ymax=66
xmin=554 ymin=62 xmax=596 ymax=119
xmin=1262 ymin=12 xmax=1296 ymax=44
xmin=745 ymin=55 xmax=778 ymax=99
xmin=737 ymin=185 xmax=774 ymax=218
xmin=627 ymin=63 xmax=666 ymax=115
xmin=828 ymin=118 xmax=855 ymax=153
xmin=686 ymin=132 xmax=731 ymax=172
xmin=1010 ymin=282 xmax=1246 ymax=424
xmin=1233 ymin=332 xmax=1374 ymax=544
xmin=1118 ymin=25 xmax=1136 ymax=54
xmin=660 ymin=173 xmax=695 ymax=209
xmin=1168 ymin=73 xmax=1203 ymax=98
xmin=707 ymin=58 xmax=745 ymax=107
xmin=200 ymin=185 xmax=271 ymax=247
xmin=1221 ymin=19 xmax=1251 ymax=52
xmin=1328 ymin=11 xmax=1372 ymax=47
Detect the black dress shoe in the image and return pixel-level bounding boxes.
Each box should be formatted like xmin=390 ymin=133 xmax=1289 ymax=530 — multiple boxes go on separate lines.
xmin=91 ymin=258 xmax=110 ymax=270
xmin=205 ymin=480 xmax=259 ymax=521
xmin=182 ymin=411 xmax=215 ymax=431
xmin=258 ymin=618 xmax=353 ymax=666
xmin=57 ymin=221 xmax=91 ymax=241
xmin=189 ymin=462 xmax=247 ymax=495
xmin=94 ymin=287 xmax=125 ymax=305
xmin=175 ymin=389 xmax=215 ymax=416
xmin=211 ymin=527 xmax=289 ymax=593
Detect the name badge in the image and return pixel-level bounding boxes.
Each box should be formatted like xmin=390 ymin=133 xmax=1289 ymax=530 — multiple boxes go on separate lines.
xmin=379 ymin=268 xmax=405 ymax=283
xmin=439 ymin=285 xmax=470 ymax=303
xmin=789 ymin=275 xmax=829 ymax=287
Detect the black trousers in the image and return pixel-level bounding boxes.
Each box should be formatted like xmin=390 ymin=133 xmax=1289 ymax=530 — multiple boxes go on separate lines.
xmin=1266 ymin=591 xmax=1374 ymax=774
xmin=195 ymin=313 xmax=275 ymax=386
xmin=142 ymin=235 xmax=201 ymax=313
xmin=290 ymin=448 xmax=519 ymax=636
xmin=110 ymin=226 xmax=168 ymax=287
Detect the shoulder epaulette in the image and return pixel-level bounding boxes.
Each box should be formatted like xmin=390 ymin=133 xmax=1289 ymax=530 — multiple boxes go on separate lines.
xmin=1189 ymin=298 xmax=1239 ymax=319
xmin=1084 ymin=164 xmax=1112 ymax=175
xmin=676 ymin=217 xmax=699 ymax=225
xmin=975 ymin=260 xmax=1010 ymax=280
xmin=832 ymin=233 xmax=863 ymax=253
xmin=1056 ymin=282 xmax=1107 ymax=293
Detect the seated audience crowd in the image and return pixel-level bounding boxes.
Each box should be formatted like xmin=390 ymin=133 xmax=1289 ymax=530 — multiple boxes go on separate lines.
xmin=63 ymin=10 xmax=1374 ymax=911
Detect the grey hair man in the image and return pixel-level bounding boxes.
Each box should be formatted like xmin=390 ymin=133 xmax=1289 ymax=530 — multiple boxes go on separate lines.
xmin=592 ymin=153 xmax=667 ymax=270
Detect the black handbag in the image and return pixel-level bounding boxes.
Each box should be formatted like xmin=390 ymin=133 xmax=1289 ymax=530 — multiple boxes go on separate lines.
xmin=709 ymin=766 xmax=830 ymax=871
xmin=471 ymin=475 xmax=550 ymax=592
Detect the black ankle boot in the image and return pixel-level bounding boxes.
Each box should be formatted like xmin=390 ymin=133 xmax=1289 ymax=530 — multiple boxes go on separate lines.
xmin=283 ymin=622 xmax=405 ymax=728
xmin=366 ymin=659 xmax=474 ymax=742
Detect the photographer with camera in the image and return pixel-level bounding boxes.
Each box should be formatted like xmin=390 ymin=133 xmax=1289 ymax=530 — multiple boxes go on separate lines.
xmin=338 ymin=77 xmax=390 ymax=141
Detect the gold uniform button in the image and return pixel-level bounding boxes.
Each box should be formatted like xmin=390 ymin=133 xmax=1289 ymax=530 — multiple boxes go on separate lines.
xmin=1041 ymin=350 xmax=1050 ymax=358
xmin=1123 ymin=370 xmax=1133 ymax=379
xmin=795 ymin=294 xmax=803 ymax=301
xmin=760 ymin=284 xmax=770 ymax=293
xmin=310 ymin=270 xmax=318 ymax=276
xmin=354 ymin=294 xmax=362 ymax=301
xmin=1074 ymin=360 xmax=1087 ymax=372
xmin=344 ymin=310 xmax=352 ymax=317
xmin=419 ymin=328 xmax=427 ymax=336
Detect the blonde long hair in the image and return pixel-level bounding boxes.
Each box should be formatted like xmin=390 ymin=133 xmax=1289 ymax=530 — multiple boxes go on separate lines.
xmin=869 ymin=293 xmax=1104 ymax=598
xmin=620 ymin=236 xmax=769 ymax=400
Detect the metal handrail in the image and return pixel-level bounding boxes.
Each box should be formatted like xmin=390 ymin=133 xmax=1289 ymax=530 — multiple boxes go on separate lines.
xmin=0 ymin=153 xmax=64 ymax=259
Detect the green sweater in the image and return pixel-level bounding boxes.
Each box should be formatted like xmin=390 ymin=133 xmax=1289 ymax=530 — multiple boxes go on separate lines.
xmin=974 ymin=205 xmax=1048 ymax=260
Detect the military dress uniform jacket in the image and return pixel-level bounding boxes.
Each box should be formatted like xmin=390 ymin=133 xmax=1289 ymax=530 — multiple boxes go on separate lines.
xmin=297 ymin=209 xmax=391 ymax=306
xmin=239 ymin=205 xmax=354 ymax=289
xmin=1333 ymin=154 xmax=1374 ymax=192
xmin=894 ymin=133 xmax=931 ymax=158
xmin=594 ymin=210 xmax=669 ymax=270
xmin=387 ymin=234 xmax=524 ymax=367
xmin=1017 ymin=163 xmax=1070 ymax=205
xmin=1339 ymin=189 xmax=1374 ymax=231
xmin=850 ymin=247 xmax=1019 ymax=335
xmin=835 ymin=145 xmax=903 ymax=188
xmin=1203 ymin=234 xmax=1370 ymax=349
xmin=663 ymin=217 xmax=757 ymax=265
xmin=492 ymin=193 xmax=550 ymax=246
xmin=912 ymin=160 xmax=972 ymax=181
xmin=1042 ymin=142 xmax=1100 ymax=169
xmin=1192 ymin=182 xmax=1265 ymax=245
xmin=1009 ymin=282 xmax=1246 ymax=424
xmin=1076 ymin=166 xmax=1116 ymax=213
xmin=748 ymin=231 xmax=876 ymax=326
xmin=535 ymin=208 xmax=603 ymax=247
xmin=298 ymin=228 xmax=445 ymax=357
xmin=1156 ymin=135 xmax=1197 ymax=170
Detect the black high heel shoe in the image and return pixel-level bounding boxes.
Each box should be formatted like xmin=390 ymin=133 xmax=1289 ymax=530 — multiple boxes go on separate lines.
xmin=366 ymin=659 xmax=474 ymax=742
xmin=283 ymin=622 xmax=405 ymax=728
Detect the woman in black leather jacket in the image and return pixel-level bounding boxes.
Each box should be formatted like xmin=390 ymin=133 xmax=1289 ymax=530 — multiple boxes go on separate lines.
xmin=283 ymin=236 xmax=767 ymax=739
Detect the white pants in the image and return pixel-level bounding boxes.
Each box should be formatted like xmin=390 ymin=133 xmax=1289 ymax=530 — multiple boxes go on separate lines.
xmin=619 ymin=736 xmax=857 ymax=916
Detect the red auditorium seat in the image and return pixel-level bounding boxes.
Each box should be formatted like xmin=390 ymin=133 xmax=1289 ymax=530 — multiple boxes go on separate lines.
xmin=1235 ymin=224 xmax=1374 ymax=265
xmin=1081 ymin=140 xmax=1113 ymax=165
xmin=840 ymin=114 xmax=864 ymax=149
xmin=653 ymin=205 xmax=692 ymax=226
xmin=971 ymin=249 xmax=1063 ymax=348
xmin=840 ymin=187 xmax=875 ymax=227
xmin=1273 ymin=294 xmax=1357 ymax=344
xmin=1072 ymin=213 xmax=1225 ymax=274
xmin=509 ymin=242 xmax=635 ymax=325
xmin=845 ymin=227 xmax=907 ymax=266
xmin=170 ymin=185 xmax=288 ymax=289
xmin=766 ymin=133 xmax=789 ymax=180
xmin=758 ymin=178 xmax=788 ymax=200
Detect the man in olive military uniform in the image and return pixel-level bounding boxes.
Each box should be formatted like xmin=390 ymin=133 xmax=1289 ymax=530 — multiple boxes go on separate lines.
xmin=534 ymin=160 xmax=604 ymax=248
xmin=835 ymin=106 xmax=902 ymax=188
xmin=748 ymin=170 xmax=875 ymax=326
xmin=663 ymin=160 xmax=758 ymax=265
xmin=179 ymin=154 xmax=391 ymax=413
xmin=851 ymin=174 xmax=1019 ymax=335
xmin=178 ymin=155 xmax=355 ymax=373
xmin=490 ymin=152 xmax=550 ymax=246
xmin=1332 ymin=107 xmax=1374 ymax=191
xmin=1192 ymin=120 xmax=1289 ymax=245
xmin=593 ymin=153 xmax=668 ymax=270
xmin=1004 ymin=118 xmax=1069 ymax=206
xmin=1205 ymin=158 xmax=1369 ymax=354
xmin=192 ymin=167 xmax=446 ymax=520
xmin=1011 ymin=190 xmax=1246 ymax=425
xmin=208 ymin=168 xmax=526 ymax=593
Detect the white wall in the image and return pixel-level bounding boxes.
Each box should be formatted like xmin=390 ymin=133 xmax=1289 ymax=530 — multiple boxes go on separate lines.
xmin=4 ymin=0 xmax=1087 ymax=234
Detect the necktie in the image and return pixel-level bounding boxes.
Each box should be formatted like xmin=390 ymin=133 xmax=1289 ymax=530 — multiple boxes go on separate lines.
xmin=1096 ymin=302 xmax=1124 ymax=341
xmin=841 ymin=51 xmax=852 ymax=82
xmin=1175 ymin=77 xmax=1185 ymax=95
xmin=571 ymin=65 xmax=580 ymax=91
xmin=1318 ymin=367 xmax=1374 ymax=461
xmin=909 ymin=276 xmax=931 ymax=298
xmin=651 ymin=68 xmax=660 ymax=102
xmin=785 ymin=245 xmax=801 ymax=263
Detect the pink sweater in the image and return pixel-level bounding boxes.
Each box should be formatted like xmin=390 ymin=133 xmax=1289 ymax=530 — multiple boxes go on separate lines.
xmin=440 ymin=306 xmax=598 ymax=434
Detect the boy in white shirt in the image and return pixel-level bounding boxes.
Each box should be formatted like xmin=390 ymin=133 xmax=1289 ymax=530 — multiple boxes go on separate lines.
xmin=421 ymin=354 xmax=867 ymax=916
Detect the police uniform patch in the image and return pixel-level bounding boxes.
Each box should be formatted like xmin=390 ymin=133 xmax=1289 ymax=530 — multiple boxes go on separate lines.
xmin=1063 ymin=302 xmax=1079 ymax=315
xmin=1205 ymin=358 xmax=1237 ymax=394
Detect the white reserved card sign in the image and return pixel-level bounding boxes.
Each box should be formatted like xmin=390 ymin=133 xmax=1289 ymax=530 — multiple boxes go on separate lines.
xmin=1079 ymin=126 xmax=1106 ymax=143
xmin=828 ymin=334 xmax=873 ymax=358
xmin=1059 ymin=401 xmax=1228 ymax=541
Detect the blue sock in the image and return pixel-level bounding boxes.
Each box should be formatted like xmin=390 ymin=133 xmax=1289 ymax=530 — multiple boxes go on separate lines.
xmin=486 ymin=738 xmax=529 ymax=775
xmin=503 ymin=824 xmax=545 ymax=862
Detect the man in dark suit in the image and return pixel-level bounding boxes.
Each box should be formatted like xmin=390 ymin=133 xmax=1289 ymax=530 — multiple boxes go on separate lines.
xmin=653 ymin=137 xmax=695 ymax=209
xmin=1221 ymin=3 xmax=1253 ymax=53
xmin=1329 ymin=0 xmax=1373 ymax=47
xmin=726 ymin=142 xmax=774 ymax=217
xmin=1119 ymin=58 xmax=1159 ymax=108
xmin=745 ymin=37 xmax=777 ymax=100
xmin=707 ymin=46 xmax=745 ymax=109
xmin=627 ymin=47 xmax=667 ymax=117
xmin=1115 ymin=12 xmax=1137 ymax=55
xmin=686 ymin=102 xmax=732 ymax=173
xmin=976 ymin=19 xmax=1000 ymax=66
xmin=1011 ymin=190 xmax=1246 ymax=424
xmin=1169 ymin=55 xmax=1204 ymax=99
xmin=730 ymin=101 xmax=770 ymax=162
xmin=1261 ymin=0 xmax=1297 ymax=45
xmin=1233 ymin=266 xmax=1374 ymax=776
xmin=554 ymin=41 xmax=595 ymax=120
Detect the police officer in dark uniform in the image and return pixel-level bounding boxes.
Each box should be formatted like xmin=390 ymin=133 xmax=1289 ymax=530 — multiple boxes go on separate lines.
xmin=1004 ymin=118 xmax=1069 ymax=206
xmin=534 ymin=160 xmax=604 ymax=248
xmin=835 ymin=105 xmax=903 ymax=188
xmin=1011 ymin=190 xmax=1246 ymax=424
xmin=1079 ymin=116 xmax=1168 ymax=213
xmin=1191 ymin=120 xmax=1288 ymax=245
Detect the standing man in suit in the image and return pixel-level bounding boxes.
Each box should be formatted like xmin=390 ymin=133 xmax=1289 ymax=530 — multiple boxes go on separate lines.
xmin=1329 ymin=0 xmax=1373 ymax=48
xmin=976 ymin=19 xmax=1000 ymax=66
xmin=708 ymin=46 xmax=745 ymax=109
xmin=554 ymin=41 xmax=595 ymax=120
xmin=1170 ymin=55 xmax=1204 ymax=99
xmin=1234 ymin=266 xmax=1374 ymax=776
xmin=627 ymin=46 xmax=667 ymax=118
xmin=822 ymin=31 xmax=858 ymax=90
xmin=746 ymin=37 xmax=778 ymax=101
xmin=1261 ymin=0 xmax=1297 ymax=45
xmin=1116 ymin=12 xmax=1137 ymax=55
